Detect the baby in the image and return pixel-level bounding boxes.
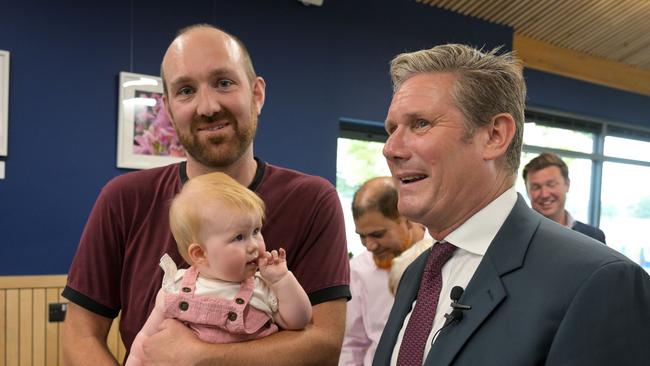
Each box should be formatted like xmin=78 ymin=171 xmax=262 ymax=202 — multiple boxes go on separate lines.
xmin=127 ymin=172 xmax=312 ymax=365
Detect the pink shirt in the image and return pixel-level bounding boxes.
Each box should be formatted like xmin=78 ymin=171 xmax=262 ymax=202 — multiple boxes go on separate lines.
xmin=339 ymin=251 xmax=393 ymax=366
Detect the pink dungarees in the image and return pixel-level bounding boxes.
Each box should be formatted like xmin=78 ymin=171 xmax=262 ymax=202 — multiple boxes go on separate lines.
xmin=163 ymin=267 xmax=279 ymax=343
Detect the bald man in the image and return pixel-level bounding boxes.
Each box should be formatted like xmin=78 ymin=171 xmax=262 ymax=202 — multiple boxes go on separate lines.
xmin=339 ymin=177 xmax=431 ymax=366
xmin=62 ymin=24 xmax=350 ymax=366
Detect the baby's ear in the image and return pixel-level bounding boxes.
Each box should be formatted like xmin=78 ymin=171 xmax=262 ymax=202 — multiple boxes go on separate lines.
xmin=187 ymin=243 xmax=206 ymax=265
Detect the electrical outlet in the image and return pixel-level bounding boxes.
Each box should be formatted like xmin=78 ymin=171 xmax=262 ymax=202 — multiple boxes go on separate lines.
xmin=49 ymin=303 xmax=67 ymax=322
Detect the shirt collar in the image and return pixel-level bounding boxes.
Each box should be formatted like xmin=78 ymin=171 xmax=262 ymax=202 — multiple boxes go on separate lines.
xmin=565 ymin=210 xmax=575 ymax=228
xmin=443 ymin=186 xmax=518 ymax=256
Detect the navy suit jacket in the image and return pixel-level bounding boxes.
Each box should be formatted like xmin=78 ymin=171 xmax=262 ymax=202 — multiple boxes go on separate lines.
xmin=572 ymin=220 xmax=606 ymax=244
xmin=373 ymin=195 xmax=650 ymax=366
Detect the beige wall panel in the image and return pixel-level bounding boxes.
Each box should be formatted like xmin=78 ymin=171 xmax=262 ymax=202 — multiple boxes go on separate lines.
xmin=1 ymin=290 xmax=5 ymax=366
xmin=33 ymin=289 xmax=46 ymax=366
xmin=19 ymin=290 xmax=32 ymax=366
xmin=6 ymin=289 xmax=19 ymax=366
xmin=45 ymin=288 xmax=59 ymax=366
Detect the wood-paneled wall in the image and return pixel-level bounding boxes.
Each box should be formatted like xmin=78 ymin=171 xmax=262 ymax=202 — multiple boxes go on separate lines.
xmin=0 ymin=275 xmax=125 ymax=365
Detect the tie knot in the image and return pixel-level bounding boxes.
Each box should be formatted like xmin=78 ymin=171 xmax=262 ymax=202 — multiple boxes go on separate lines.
xmin=423 ymin=241 xmax=456 ymax=275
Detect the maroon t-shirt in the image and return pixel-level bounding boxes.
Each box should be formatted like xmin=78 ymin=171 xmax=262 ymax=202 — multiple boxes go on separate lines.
xmin=63 ymin=159 xmax=350 ymax=351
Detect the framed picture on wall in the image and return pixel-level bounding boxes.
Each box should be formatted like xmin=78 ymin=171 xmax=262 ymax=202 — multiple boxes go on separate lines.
xmin=117 ymin=71 xmax=186 ymax=169
xmin=0 ymin=50 xmax=9 ymax=156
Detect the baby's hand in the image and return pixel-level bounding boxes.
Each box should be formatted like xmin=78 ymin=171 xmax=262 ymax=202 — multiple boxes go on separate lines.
xmin=258 ymin=248 xmax=289 ymax=284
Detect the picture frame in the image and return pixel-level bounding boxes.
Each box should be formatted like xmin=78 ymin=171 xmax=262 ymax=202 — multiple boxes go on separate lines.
xmin=0 ymin=50 xmax=9 ymax=156
xmin=117 ymin=71 xmax=186 ymax=169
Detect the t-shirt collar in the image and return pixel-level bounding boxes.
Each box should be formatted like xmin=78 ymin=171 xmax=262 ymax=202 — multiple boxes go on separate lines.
xmin=178 ymin=157 xmax=266 ymax=191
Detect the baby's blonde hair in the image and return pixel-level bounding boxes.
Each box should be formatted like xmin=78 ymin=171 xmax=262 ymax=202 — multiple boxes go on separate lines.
xmin=169 ymin=172 xmax=265 ymax=264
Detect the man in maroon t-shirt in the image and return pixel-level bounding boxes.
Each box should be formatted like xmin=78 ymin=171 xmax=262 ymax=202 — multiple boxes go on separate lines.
xmin=62 ymin=24 xmax=350 ymax=366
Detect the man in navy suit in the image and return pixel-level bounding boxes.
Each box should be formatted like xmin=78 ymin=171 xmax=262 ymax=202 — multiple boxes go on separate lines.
xmin=373 ymin=44 xmax=650 ymax=365
xmin=523 ymin=152 xmax=606 ymax=243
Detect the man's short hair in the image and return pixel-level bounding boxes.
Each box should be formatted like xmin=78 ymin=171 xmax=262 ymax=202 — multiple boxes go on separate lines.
xmin=389 ymin=44 xmax=526 ymax=175
xmin=169 ymin=172 xmax=265 ymax=265
xmin=351 ymin=177 xmax=399 ymax=221
xmin=161 ymin=23 xmax=257 ymax=96
xmin=522 ymin=152 xmax=570 ymax=183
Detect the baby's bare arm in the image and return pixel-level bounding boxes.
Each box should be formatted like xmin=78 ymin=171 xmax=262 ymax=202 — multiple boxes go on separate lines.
xmin=258 ymin=248 xmax=312 ymax=329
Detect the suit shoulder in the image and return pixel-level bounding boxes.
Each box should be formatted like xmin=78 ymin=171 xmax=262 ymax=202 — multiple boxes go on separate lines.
xmin=535 ymin=218 xmax=626 ymax=268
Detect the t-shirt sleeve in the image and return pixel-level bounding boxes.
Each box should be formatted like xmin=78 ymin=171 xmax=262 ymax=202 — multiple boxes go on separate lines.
xmin=62 ymin=178 xmax=126 ymax=318
xmin=290 ymin=181 xmax=351 ymax=305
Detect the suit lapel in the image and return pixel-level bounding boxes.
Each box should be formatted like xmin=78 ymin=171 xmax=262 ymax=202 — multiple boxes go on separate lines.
xmin=425 ymin=195 xmax=541 ymax=366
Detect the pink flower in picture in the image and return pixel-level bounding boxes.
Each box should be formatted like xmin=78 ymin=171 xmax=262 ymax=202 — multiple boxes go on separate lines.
xmin=132 ymin=91 xmax=185 ymax=157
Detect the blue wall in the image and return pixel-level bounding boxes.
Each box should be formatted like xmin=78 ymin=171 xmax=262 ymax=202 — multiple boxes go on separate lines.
xmin=0 ymin=0 xmax=647 ymax=275
xmin=525 ymin=69 xmax=650 ymax=128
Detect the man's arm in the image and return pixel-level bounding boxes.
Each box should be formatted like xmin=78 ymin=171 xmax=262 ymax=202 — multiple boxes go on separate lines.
xmin=546 ymin=260 xmax=650 ymax=364
xmin=142 ymin=298 xmax=347 ymax=366
xmin=62 ymin=303 xmax=119 ymax=366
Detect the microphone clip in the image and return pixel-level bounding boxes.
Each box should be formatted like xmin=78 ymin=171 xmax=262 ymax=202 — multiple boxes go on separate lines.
xmin=450 ymin=301 xmax=471 ymax=310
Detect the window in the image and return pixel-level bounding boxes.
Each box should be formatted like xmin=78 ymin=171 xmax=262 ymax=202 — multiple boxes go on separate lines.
xmin=523 ymin=109 xmax=650 ymax=273
xmin=336 ymin=121 xmax=390 ymax=257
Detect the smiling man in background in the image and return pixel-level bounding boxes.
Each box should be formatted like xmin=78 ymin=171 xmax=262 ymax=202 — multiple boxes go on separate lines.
xmin=523 ymin=152 xmax=606 ymax=243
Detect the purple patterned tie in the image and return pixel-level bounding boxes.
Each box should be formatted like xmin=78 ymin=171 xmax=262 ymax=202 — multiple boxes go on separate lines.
xmin=397 ymin=241 xmax=457 ymax=366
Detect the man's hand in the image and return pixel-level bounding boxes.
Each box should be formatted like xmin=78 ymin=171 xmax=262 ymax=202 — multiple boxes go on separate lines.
xmin=141 ymin=318 xmax=204 ymax=366
xmin=141 ymin=299 xmax=346 ymax=366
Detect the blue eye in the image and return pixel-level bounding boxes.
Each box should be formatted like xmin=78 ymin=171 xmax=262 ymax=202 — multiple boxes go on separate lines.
xmin=414 ymin=119 xmax=430 ymax=129
xmin=217 ymin=79 xmax=234 ymax=89
xmin=177 ymin=86 xmax=194 ymax=96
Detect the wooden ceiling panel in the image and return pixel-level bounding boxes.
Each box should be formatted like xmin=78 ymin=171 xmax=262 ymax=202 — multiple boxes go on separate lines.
xmin=418 ymin=0 xmax=650 ymax=71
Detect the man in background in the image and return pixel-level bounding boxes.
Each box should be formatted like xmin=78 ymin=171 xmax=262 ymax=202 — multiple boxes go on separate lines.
xmin=339 ymin=177 xmax=431 ymax=366
xmin=523 ymin=152 xmax=606 ymax=243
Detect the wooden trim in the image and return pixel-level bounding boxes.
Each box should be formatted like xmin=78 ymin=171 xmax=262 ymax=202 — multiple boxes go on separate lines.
xmin=514 ymin=33 xmax=650 ymax=96
xmin=0 ymin=275 xmax=67 ymax=290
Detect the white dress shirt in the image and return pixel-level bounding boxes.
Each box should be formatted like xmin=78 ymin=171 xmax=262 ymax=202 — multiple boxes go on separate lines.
xmin=390 ymin=187 xmax=517 ymax=366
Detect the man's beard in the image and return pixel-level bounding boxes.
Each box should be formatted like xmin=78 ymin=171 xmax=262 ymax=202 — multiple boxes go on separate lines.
xmin=175 ymin=102 xmax=257 ymax=168
xmin=373 ymin=230 xmax=414 ymax=270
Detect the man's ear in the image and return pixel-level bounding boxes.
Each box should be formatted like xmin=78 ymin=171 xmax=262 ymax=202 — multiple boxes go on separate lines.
xmin=162 ymin=95 xmax=176 ymax=128
xmin=252 ymin=76 xmax=266 ymax=115
xmin=187 ymin=243 xmax=206 ymax=265
xmin=482 ymin=113 xmax=516 ymax=162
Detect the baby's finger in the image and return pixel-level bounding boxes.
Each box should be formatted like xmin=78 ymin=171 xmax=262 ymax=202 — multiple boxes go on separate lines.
xmin=278 ymin=248 xmax=286 ymax=260
xmin=270 ymin=250 xmax=279 ymax=263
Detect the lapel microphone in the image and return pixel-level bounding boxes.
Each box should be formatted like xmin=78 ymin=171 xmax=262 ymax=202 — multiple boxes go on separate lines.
xmin=433 ymin=286 xmax=473 ymax=344
xmin=443 ymin=286 xmax=471 ymax=327
xmin=450 ymin=286 xmax=472 ymax=310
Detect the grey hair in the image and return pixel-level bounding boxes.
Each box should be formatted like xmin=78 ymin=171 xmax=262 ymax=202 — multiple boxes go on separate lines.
xmin=390 ymin=44 xmax=526 ymax=175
